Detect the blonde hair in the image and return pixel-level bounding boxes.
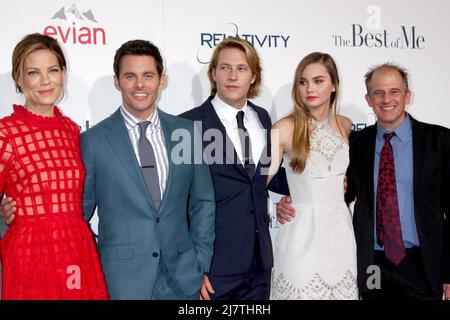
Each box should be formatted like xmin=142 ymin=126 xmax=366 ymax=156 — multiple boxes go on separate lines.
xmin=208 ymin=37 xmax=262 ymax=99
xmin=289 ymin=52 xmax=341 ymax=173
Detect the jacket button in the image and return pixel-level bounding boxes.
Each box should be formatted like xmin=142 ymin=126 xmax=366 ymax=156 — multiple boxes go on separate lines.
xmin=250 ymin=209 xmax=256 ymax=214
xmin=156 ymin=217 xmax=160 ymax=223
xmin=152 ymin=252 xmax=159 ymax=258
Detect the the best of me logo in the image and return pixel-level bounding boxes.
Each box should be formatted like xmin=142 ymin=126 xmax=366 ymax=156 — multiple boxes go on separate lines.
xmin=43 ymin=4 xmax=107 ymax=45
xmin=332 ymin=5 xmax=425 ymax=49
xmin=197 ymin=23 xmax=291 ymax=64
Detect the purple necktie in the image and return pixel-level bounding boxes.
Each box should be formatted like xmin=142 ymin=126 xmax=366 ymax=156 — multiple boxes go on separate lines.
xmin=376 ymin=132 xmax=406 ymax=265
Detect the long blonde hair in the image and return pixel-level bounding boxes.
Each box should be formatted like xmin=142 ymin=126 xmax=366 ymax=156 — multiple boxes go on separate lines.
xmin=289 ymin=52 xmax=340 ymax=173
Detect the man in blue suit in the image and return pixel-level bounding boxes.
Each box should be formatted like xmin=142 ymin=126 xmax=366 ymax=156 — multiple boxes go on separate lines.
xmin=180 ymin=37 xmax=273 ymax=300
xmin=82 ymin=40 xmax=215 ymax=299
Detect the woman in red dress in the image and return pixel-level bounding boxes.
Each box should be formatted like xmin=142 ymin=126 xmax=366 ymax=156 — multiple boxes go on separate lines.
xmin=0 ymin=33 xmax=108 ymax=299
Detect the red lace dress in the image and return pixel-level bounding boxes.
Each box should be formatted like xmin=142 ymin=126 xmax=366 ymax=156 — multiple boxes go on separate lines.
xmin=0 ymin=105 xmax=108 ymax=300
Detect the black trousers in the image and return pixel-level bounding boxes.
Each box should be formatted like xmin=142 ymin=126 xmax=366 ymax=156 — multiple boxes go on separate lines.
xmin=361 ymin=248 xmax=439 ymax=300
xmin=209 ymin=237 xmax=271 ymax=300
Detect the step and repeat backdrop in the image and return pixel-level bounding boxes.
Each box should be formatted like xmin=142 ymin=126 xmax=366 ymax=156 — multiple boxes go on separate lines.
xmin=0 ymin=0 xmax=449 ymax=233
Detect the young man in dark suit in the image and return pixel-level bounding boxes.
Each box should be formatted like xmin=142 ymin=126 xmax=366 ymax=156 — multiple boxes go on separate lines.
xmin=180 ymin=37 xmax=273 ymax=300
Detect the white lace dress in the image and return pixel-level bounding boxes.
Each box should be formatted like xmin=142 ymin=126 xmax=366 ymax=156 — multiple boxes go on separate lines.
xmin=270 ymin=121 xmax=358 ymax=300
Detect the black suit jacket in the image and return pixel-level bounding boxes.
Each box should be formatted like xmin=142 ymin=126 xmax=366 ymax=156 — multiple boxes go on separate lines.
xmin=180 ymin=97 xmax=273 ymax=275
xmin=346 ymin=115 xmax=450 ymax=296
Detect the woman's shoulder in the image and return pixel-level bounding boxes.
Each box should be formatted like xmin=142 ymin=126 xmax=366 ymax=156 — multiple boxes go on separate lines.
xmin=273 ymin=116 xmax=294 ymax=131
xmin=0 ymin=113 xmax=19 ymax=139
xmin=56 ymin=108 xmax=80 ymax=133
xmin=336 ymin=114 xmax=352 ymax=136
xmin=62 ymin=116 xmax=81 ymax=134
xmin=272 ymin=116 xmax=294 ymax=148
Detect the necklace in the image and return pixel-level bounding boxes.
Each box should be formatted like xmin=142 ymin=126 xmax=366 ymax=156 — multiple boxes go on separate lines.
xmin=308 ymin=110 xmax=333 ymax=130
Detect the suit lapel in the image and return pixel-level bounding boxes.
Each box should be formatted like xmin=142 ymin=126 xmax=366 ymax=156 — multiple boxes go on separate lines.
xmin=251 ymin=104 xmax=271 ymax=176
xmin=411 ymin=116 xmax=425 ymax=201
xmin=105 ymin=109 xmax=157 ymax=211
xmin=200 ymin=101 xmax=249 ymax=179
xmin=364 ymin=124 xmax=377 ymax=215
xmin=158 ymin=110 xmax=177 ymax=213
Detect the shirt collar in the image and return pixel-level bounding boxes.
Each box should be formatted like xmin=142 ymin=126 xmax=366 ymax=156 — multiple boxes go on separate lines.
xmin=376 ymin=112 xmax=412 ymax=142
xmin=120 ymin=105 xmax=161 ymax=130
xmin=211 ymin=95 xmax=253 ymax=126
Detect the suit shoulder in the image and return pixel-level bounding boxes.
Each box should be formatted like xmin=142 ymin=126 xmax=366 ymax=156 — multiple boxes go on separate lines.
xmin=421 ymin=122 xmax=450 ymax=148
xmin=349 ymin=124 xmax=375 ymax=145
xmin=81 ymin=114 xmax=114 ymax=138
xmin=179 ymin=105 xmax=203 ymax=121
xmin=171 ymin=113 xmax=195 ymax=127
xmin=161 ymin=110 xmax=195 ymax=130
xmin=417 ymin=120 xmax=450 ymax=135
xmin=248 ymin=101 xmax=269 ymax=116
xmin=179 ymin=98 xmax=213 ymax=121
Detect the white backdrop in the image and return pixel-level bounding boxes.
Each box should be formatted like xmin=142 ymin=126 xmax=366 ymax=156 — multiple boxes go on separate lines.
xmin=0 ymin=0 xmax=449 ymax=234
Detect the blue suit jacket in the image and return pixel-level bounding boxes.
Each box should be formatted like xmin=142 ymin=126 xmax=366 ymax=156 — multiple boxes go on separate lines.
xmin=180 ymin=98 xmax=273 ymax=276
xmin=81 ymin=108 xmax=215 ymax=299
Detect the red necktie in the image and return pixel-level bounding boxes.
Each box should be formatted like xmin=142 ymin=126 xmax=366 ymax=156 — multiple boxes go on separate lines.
xmin=376 ymin=132 xmax=406 ymax=265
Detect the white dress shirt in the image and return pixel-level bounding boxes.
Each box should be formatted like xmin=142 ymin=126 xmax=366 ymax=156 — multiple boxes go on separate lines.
xmin=120 ymin=106 xmax=168 ymax=198
xmin=211 ymin=95 xmax=266 ymax=166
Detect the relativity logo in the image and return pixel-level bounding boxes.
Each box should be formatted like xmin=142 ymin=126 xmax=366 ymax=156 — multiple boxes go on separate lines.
xmin=43 ymin=4 xmax=107 ymax=45
xmin=197 ymin=23 xmax=291 ymax=64
xmin=332 ymin=5 xmax=426 ymax=49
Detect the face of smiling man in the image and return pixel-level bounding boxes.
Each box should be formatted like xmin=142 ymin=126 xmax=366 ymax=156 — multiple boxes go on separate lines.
xmin=114 ymin=54 xmax=165 ymax=120
xmin=365 ymin=67 xmax=411 ymax=130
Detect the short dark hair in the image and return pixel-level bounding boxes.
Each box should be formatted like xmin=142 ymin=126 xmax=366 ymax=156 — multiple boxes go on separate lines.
xmin=364 ymin=63 xmax=409 ymax=94
xmin=113 ymin=40 xmax=164 ymax=77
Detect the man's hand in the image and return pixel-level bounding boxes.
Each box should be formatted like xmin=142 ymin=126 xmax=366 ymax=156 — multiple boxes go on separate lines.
xmin=344 ymin=176 xmax=348 ymax=194
xmin=0 ymin=197 xmax=16 ymax=225
xmin=444 ymin=283 xmax=450 ymax=300
xmin=200 ymin=275 xmax=215 ymax=300
xmin=276 ymin=196 xmax=296 ymax=224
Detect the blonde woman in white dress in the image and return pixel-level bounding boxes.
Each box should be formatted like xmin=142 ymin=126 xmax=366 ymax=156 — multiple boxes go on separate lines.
xmin=268 ymin=52 xmax=358 ymax=300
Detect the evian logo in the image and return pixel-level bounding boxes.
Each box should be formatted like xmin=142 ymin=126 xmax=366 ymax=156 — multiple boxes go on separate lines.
xmin=43 ymin=4 xmax=107 ymax=45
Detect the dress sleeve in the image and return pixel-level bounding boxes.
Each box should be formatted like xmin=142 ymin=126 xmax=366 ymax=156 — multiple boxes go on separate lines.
xmin=0 ymin=134 xmax=14 ymax=192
